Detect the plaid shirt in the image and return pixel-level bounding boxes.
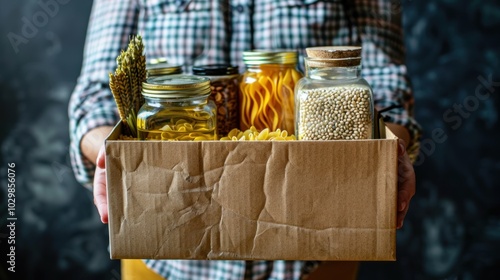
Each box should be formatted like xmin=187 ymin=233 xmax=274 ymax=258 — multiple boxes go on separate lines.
xmin=69 ymin=0 xmax=421 ymax=279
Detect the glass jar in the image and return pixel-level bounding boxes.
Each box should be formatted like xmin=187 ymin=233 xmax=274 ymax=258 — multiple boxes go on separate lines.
xmin=137 ymin=75 xmax=217 ymax=141
xmin=295 ymin=46 xmax=375 ymax=140
xmin=240 ymin=50 xmax=302 ymax=133
xmin=192 ymin=65 xmax=240 ymax=137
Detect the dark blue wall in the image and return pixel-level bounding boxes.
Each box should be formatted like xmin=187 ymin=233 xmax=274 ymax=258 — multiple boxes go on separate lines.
xmin=360 ymin=1 xmax=500 ymax=279
xmin=1 ymin=1 xmax=499 ymax=279
xmin=0 ymin=1 xmax=119 ymax=279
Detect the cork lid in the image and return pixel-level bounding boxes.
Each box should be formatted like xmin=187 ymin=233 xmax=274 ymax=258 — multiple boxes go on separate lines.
xmin=306 ymin=46 xmax=362 ymax=58
xmin=305 ymin=46 xmax=362 ymax=67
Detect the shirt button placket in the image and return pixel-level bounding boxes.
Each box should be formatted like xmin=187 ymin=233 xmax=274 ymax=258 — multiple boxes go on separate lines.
xmin=230 ymin=0 xmax=252 ymax=71
xmin=235 ymin=4 xmax=245 ymax=13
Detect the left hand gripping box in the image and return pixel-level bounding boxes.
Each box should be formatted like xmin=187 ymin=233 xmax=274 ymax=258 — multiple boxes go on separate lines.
xmin=106 ymin=122 xmax=398 ymax=261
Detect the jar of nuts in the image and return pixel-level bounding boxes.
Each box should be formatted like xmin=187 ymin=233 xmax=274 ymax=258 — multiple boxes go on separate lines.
xmin=295 ymin=46 xmax=375 ymax=140
xmin=240 ymin=50 xmax=302 ymax=134
xmin=192 ymin=65 xmax=240 ymax=136
xmin=137 ymin=75 xmax=217 ymax=141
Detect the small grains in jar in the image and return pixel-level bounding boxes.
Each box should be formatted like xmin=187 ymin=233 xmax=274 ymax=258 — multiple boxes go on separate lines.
xmin=137 ymin=75 xmax=217 ymax=141
xmin=192 ymin=65 xmax=240 ymax=136
xmin=295 ymin=46 xmax=375 ymax=140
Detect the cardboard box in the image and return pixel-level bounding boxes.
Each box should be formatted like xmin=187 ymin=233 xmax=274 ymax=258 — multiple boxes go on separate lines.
xmin=106 ymin=123 xmax=398 ymax=260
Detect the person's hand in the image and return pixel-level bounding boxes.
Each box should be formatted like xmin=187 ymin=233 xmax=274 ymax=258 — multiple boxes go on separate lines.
xmin=81 ymin=126 xmax=113 ymax=224
xmin=396 ymin=139 xmax=416 ymax=229
xmin=93 ymin=144 xmax=108 ymax=224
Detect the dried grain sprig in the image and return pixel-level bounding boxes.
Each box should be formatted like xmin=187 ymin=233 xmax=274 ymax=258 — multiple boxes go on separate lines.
xmin=108 ymin=35 xmax=147 ymax=137
xmin=109 ymin=73 xmax=125 ymax=121
xmin=131 ymin=36 xmax=147 ymax=111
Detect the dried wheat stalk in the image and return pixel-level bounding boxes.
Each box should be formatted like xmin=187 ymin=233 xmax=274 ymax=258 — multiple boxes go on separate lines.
xmin=108 ymin=35 xmax=147 ymax=137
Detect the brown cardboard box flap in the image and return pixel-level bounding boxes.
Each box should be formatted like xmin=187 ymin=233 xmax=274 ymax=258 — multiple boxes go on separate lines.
xmin=106 ymin=124 xmax=398 ymax=260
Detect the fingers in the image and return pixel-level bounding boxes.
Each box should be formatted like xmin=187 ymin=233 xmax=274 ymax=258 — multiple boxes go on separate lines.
xmin=397 ymin=204 xmax=409 ymax=229
xmin=96 ymin=144 xmax=106 ymax=169
xmin=397 ymin=175 xmax=413 ymax=229
xmin=396 ymin=140 xmax=416 ymax=229
xmin=397 ymin=187 xmax=412 ymax=229
xmin=93 ymin=144 xmax=108 ymax=224
xmin=398 ymin=139 xmax=407 ymax=156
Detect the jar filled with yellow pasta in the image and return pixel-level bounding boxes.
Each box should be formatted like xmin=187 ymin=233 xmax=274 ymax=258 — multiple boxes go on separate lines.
xmin=137 ymin=75 xmax=217 ymax=141
xmin=240 ymin=50 xmax=302 ymax=133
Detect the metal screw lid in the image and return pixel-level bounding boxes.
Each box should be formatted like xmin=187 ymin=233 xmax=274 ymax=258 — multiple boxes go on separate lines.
xmin=192 ymin=64 xmax=239 ymax=76
xmin=142 ymin=74 xmax=211 ymax=98
xmin=146 ymin=63 xmax=183 ymax=76
xmin=242 ymin=50 xmax=298 ymax=65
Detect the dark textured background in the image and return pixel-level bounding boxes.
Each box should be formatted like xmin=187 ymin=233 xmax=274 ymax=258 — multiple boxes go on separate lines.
xmin=1 ymin=0 xmax=499 ymax=279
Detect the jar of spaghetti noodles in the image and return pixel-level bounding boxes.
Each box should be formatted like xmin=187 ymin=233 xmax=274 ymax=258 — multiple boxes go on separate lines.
xmin=137 ymin=75 xmax=217 ymax=141
xmin=240 ymin=50 xmax=302 ymax=133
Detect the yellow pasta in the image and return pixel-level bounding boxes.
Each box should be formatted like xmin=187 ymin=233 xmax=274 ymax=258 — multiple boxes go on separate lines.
xmin=138 ymin=113 xmax=217 ymax=141
xmin=220 ymin=127 xmax=296 ymax=141
xmin=240 ymin=65 xmax=302 ymax=133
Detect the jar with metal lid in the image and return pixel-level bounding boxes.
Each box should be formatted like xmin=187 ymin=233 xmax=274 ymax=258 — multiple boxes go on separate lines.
xmin=240 ymin=50 xmax=302 ymax=133
xmin=137 ymin=75 xmax=217 ymax=141
xmin=295 ymin=46 xmax=375 ymax=140
xmin=192 ymin=64 xmax=240 ymax=136
xmin=146 ymin=63 xmax=183 ymax=77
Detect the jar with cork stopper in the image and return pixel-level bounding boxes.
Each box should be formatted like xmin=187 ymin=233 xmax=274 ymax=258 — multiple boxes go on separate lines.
xmin=295 ymin=46 xmax=375 ymax=140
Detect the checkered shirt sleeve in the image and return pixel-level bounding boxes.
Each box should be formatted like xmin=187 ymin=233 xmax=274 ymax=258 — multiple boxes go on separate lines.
xmin=68 ymin=0 xmax=139 ymax=189
xmin=352 ymin=0 xmax=422 ymax=157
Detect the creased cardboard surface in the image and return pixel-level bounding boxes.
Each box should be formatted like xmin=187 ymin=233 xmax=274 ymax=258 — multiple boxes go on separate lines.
xmin=106 ymin=124 xmax=398 ymax=260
